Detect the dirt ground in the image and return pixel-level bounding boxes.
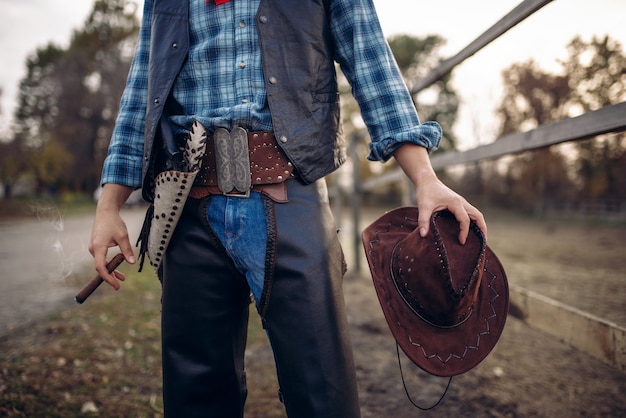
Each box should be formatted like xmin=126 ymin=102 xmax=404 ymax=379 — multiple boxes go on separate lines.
xmin=1 ymin=206 xmax=624 ymax=417
xmin=342 ymin=272 xmax=626 ymax=417
xmin=335 ymin=208 xmax=626 ymax=417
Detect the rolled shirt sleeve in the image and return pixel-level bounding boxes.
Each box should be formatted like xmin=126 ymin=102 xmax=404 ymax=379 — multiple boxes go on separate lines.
xmin=329 ymin=0 xmax=442 ymax=162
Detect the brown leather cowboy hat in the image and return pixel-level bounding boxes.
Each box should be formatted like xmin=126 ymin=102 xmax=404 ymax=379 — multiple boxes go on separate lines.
xmin=362 ymin=207 xmax=509 ymax=377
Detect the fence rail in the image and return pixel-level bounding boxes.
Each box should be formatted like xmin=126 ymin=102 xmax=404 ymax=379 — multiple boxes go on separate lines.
xmin=409 ymin=0 xmax=555 ymax=95
xmin=360 ymin=102 xmax=626 ymax=191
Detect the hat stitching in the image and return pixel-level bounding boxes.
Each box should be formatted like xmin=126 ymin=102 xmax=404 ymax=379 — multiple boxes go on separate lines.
xmin=431 ymin=215 xmax=488 ymax=328
xmin=482 ymin=258 xmax=501 ymax=331
xmin=432 ymin=212 xmax=487 ymax=301
xmin=363 ymin=217 xmax=412 ymax=272
xmin=398 ymin=258 xmax=501 ymax=364
xmin=430 ymin=213 xmax=457 ymax=301
xmin=389 ymin=212 xmax=486 ymax=328
xmin=362 ymin=208 xmax=508 ymax=376
xmin=391 ymin=245 xmax=474 ymax=329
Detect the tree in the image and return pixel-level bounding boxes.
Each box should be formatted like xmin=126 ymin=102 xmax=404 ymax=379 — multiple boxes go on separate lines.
xmin=562 ymin=35 xmax=626 ymax=202
xmin=13 ymin=0 xmax=139 ymax=195
xmin=28 ymin=139 xmax=74 ymax=195
xmin=494 ymin=35 xmax=626 ymax=211
xmin=0 ymin=137 xmax=32 ymax=199
xmin=14 ymin=44 xmax=65 ymax=149
xmin=495 ymin=59 xmax=574 ymax=210
xmin=498 ymin=59 xmax=571 ymax=134
xmin=1 ymin=88 xmax=28 ymax=199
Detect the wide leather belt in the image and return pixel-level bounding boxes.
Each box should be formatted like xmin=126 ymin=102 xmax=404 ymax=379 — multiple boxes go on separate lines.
xmin=190 ymin=128 xmax=295 ymax=203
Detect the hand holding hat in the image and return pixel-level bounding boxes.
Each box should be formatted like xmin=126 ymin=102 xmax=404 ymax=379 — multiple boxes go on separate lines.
xmin=362 ymin=208 xmax=509 ymax=377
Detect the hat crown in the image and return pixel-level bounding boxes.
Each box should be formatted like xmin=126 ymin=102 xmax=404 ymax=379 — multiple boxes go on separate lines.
xmin=391 ymin=211 xmax=486 ymax=328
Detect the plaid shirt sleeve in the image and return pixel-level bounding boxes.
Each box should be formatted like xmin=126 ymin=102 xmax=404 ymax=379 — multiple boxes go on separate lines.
xmin=100 ymin=0 xmax=154 ymax=187
xmin=329 ymin=0 xmax=442 ymax=162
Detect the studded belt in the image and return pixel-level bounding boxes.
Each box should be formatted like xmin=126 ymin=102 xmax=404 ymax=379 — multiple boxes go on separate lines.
xmin=190 ymin=128 xmax=295 ymax=202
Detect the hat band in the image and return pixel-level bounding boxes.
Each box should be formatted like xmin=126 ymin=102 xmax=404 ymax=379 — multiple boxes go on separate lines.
xmin=389 ymin=261 xmax=474 ymax=329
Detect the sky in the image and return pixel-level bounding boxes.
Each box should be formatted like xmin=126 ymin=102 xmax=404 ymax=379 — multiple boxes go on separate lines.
xmin=1 ymin=0 xmax=625 ymax=147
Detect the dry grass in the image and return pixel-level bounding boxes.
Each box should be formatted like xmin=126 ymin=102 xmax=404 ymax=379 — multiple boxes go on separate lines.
xmin=1 ymin=208 xmax=624 ymax=417
xmin=0 ymin=266 xmax=164 ymax=417
xmin=0 ymin=265 xmax=283 ymax=417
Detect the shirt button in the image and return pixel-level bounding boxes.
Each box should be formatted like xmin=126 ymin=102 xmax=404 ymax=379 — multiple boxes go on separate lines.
xmin=172 ymin=42 xmax=178 ymax=49
xmin=154 ymin=98 xmax=161 ymax=105
xmin=268 ymin=76 xmax=277 ymax=84
xmin=239 ymin=61 xmax=246 ymax=69
xmin=239 ymin=20 xmax=246 ymax=28
xmin=259 ymin=15 xmax=268 ymax=23
xmin=279 ymin=135 xmax=288 ymax=143
xmin=242 ymin=99 xmax=249 ymax=104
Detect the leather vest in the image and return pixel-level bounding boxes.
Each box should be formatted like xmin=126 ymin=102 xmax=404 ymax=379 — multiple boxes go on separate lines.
xmin=142 ymin=0 xmax=345 ymax=199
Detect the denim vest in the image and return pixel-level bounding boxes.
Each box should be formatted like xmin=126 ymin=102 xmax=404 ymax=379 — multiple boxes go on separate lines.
xmin=142 ymin=0 xmax=344 ymax=198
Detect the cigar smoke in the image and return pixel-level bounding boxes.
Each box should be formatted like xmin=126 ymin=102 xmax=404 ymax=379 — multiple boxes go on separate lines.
xmin=31 ymin=204 xmax=85 ymax=281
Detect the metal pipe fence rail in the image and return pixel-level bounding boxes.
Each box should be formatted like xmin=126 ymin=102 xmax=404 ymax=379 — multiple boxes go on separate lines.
xmin=336 ymin=0 xmax=626 ymax=374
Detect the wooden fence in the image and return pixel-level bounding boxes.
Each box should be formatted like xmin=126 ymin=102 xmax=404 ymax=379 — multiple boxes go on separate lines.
xmin=341 ymin=0 xmax=626 ymax=373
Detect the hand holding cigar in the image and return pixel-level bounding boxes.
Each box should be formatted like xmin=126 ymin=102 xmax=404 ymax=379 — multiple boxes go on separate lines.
xmin=75 ymin=253 xmax=126 ymax=304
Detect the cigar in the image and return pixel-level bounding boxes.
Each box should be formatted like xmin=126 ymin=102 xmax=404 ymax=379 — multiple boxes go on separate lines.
xmin=75 ymin=253 xmax=126 ymax=304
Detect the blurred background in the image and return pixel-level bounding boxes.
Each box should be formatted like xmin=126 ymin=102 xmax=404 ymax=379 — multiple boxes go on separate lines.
xmin=0 ymin=1 xmax=624 ymax=416
xmin=1 ymin=0 xmax=625 ymax=215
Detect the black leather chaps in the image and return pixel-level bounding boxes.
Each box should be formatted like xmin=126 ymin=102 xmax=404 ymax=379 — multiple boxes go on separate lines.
xmin=160 ymin=179 xmax=361 ymax=418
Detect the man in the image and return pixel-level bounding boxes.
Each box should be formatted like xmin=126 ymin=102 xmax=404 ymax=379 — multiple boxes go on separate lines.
xmin=89 ymin=0 xmax=487 ymax=417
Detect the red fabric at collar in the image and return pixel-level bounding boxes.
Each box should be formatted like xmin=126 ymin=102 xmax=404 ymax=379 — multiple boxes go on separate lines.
xmin=214 ymin=0 xmax=231 ymax=4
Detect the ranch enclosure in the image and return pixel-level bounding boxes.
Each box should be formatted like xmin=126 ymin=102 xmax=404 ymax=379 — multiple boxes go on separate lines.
xmin=0 ymin=205 xmax=625 ymax=417
xmin=340 ymin=204 xmax=626 ymax=417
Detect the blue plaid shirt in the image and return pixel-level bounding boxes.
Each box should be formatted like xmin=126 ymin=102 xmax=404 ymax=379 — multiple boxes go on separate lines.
xmin=102 ymin=0 xmax=441 ymax=187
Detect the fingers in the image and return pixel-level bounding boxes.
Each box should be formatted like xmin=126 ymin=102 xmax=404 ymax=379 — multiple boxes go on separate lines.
xmin=89 ymin=223 xmax=132 ymax=291
xmin=95 ymin=250 xmax=122 ymax=290
xmin=113 ymin=270 xmax=126 ymax=282
xmin=451 ymin=203 xmax=487 ymax=245
xmin=456 ymin=213 xmax=471 ymax=245
xmin=436 ymin=198 xmax=470 ymax=245
xmin=416 ymin=204 xmax=434 ymax=238
xmin=88 ymin=241 xmax=114 ymax=289
xmin=472 ymin=210 xmax=488 ymax=241
xmin=415 ymin=190 xmax=487 ymax=245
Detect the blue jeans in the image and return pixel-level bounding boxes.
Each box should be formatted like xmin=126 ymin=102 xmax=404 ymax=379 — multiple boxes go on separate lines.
xmin=205 ymin=193 xmax=267 ymax=303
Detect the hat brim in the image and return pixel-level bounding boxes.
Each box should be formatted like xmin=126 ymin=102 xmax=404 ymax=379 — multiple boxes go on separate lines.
xmin=362 ymin=207 xmax=509 ymax=377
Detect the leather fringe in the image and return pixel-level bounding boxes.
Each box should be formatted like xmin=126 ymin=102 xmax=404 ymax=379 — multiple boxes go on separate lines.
xmin=136 ymin=203 xmax=154 ymax=272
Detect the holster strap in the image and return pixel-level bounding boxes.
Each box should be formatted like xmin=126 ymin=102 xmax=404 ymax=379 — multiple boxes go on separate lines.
xmin=192 ymin=130 xmax=295 ymax=202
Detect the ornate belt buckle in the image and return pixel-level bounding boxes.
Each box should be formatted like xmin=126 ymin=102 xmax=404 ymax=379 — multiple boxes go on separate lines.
xmin=214 ymin=127 xmax=252 ymax=197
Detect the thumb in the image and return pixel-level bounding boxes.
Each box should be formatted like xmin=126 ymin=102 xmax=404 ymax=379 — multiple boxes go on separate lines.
xmin=118 ymin=239 xmax=136 ymax=265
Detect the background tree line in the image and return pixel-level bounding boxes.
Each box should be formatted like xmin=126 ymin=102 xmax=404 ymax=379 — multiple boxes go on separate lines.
xmin=348 ymin=33 xmax=626 ymax=215
xmin=0 ymin=0 xmax=624 ymax=217
xmin=473 ymin=35 xmax=626 ymax=214
xmin=0 ymin=0 xmax=138 ymax=198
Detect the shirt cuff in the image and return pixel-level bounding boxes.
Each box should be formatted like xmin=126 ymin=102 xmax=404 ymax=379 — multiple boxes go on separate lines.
xmin=100 ymin=154 xmax=143 ymax=189
xmin=367 ymin=121 xmax=442 ymax=162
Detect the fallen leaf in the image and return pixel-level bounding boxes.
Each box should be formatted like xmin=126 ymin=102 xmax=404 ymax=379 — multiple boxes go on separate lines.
xmin=80 ymin=401 xmax=98 ymax=413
